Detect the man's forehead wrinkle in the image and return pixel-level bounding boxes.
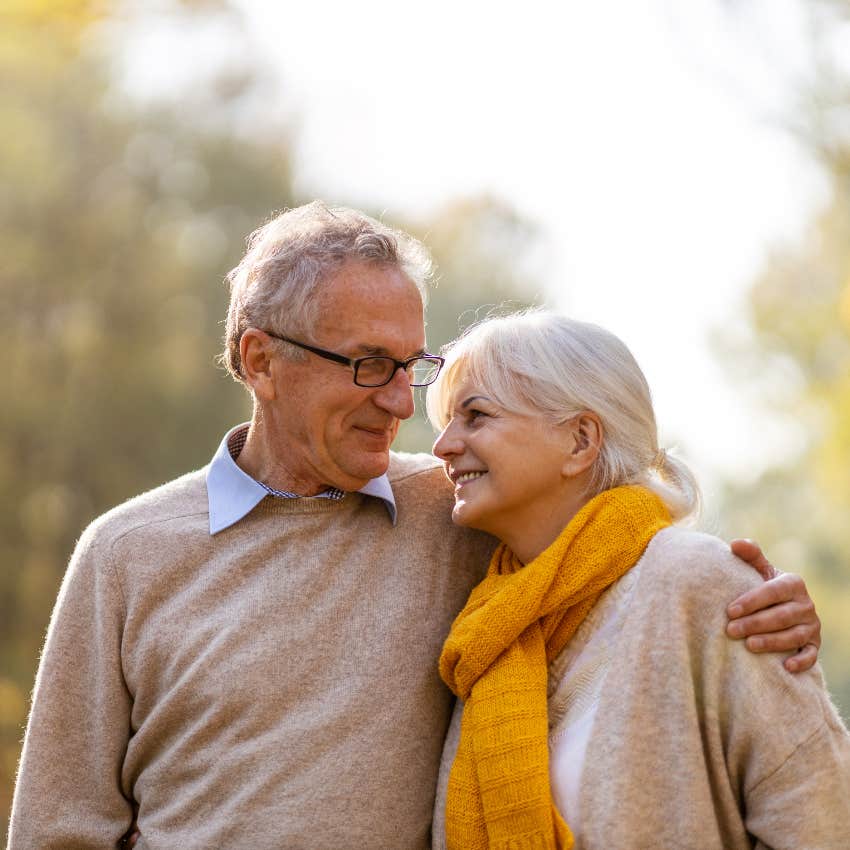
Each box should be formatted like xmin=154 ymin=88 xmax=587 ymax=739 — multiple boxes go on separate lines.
xmin=312 ymin=312 xmax=422 ymax=346
xmin=318 ymin=315 xmax=426 ymax=359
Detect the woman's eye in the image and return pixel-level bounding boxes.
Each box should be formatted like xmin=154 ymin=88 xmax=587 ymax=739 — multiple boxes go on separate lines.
xmin=467 ymin=409 xmax=487 ymax=423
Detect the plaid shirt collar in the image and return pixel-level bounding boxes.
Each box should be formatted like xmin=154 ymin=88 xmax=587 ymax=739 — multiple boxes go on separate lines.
xmin=206 ymin=423 xmax=397 ymax=534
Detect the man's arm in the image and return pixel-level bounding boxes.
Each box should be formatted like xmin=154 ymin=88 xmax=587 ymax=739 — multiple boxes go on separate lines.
xmin=726 ymin=538 xmax=821 ymax=673
xmin=8 ymin=519 xmax=134 ymax=848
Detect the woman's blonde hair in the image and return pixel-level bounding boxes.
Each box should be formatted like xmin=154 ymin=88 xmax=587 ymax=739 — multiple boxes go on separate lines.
xmin=426 ymin=309 xmax=701 ymax=522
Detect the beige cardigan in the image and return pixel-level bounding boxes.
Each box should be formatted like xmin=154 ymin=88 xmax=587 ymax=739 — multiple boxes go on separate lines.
xmin=435 ymin=527 xmax=850 ymax=850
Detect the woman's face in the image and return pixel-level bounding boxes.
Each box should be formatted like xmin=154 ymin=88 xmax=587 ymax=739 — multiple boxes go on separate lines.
xmin=432 ymin=374 xmax=576 ymax=544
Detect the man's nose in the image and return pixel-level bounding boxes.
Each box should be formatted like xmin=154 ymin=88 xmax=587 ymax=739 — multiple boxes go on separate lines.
xmin=372 ymin=366 xmax=416 ymax=420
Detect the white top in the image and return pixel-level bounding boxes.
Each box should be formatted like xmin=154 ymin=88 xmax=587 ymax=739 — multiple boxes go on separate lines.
xmin=546 ymin=562 xmax=642 ymax=841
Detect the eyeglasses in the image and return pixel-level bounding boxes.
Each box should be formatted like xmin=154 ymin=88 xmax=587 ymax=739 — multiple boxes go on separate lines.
xmin=263 ymin=330 xmax=445 ymax=387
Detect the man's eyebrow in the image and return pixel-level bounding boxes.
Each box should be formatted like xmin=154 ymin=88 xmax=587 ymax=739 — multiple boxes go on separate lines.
xmin=353 ymin=344 xmax=428 ymax=358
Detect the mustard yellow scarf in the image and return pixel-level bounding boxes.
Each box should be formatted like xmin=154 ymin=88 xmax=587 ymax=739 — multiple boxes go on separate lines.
xmin=439 ymin=485 xmax=671 ymax=850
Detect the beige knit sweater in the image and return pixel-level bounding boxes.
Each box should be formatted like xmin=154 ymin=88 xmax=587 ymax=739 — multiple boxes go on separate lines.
xmin=9 ymin=452 xmax=495 ymax=850
xmin=434 ymin=526 xmax=850 ymax=850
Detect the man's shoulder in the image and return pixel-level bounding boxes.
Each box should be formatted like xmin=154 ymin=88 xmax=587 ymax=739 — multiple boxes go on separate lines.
xmin=81 ymin=467 xmax=209 ymax=551
xmin=387 ymin=451 xmax=449 ymax=490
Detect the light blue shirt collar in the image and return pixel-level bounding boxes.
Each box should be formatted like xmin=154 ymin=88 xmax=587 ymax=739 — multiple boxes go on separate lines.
xmin=206 ymin=424 xmax=397 ymax=534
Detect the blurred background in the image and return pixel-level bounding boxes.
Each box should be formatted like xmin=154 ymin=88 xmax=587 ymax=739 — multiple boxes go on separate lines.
xmin=2 ymin=0 xmax=849 ymax=831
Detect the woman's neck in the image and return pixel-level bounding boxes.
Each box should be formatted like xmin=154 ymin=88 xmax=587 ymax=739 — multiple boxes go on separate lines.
xmin=497 ymin=489 xmax=592 ymax=566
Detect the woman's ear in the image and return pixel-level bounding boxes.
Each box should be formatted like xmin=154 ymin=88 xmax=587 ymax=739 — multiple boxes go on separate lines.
xmin=561 ymin=412 xmax=603 ymax=477
xmin=240 ymin=329 xmax=278 ymax=401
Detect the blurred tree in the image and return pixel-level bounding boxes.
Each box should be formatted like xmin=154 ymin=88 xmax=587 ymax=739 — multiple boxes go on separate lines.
xmin=717 ymin=0 xmax=850 ymax=719
xmin=0 ymin=0 xmax=295 ymax=827
xmin=0 ymin=1 xmax=539 ymax=831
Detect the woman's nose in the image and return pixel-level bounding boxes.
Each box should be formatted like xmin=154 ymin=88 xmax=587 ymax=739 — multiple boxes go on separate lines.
xmin=433 ymin=420 xmax=462 ymax=460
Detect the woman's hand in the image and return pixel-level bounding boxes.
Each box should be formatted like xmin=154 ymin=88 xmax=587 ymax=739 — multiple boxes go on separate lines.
xmin=726 ymin=538 xmax=821 ymax=673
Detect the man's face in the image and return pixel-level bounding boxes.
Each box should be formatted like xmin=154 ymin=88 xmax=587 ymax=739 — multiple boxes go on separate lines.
xmin=269 ymin=261 xmax=426 ymax=492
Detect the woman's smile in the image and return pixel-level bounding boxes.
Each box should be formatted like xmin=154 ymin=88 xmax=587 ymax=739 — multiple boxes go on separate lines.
xmin=453 ymin=470 xmax=487 ymax=487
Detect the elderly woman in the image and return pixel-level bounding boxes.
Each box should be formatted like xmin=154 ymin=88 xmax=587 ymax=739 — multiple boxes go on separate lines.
xmin=428 ymin=311 xmax=850 ymax=850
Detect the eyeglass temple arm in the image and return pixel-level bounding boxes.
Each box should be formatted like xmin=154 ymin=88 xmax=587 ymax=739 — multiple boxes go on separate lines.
xmin=264 ymin=332 xmax=354 ymax=367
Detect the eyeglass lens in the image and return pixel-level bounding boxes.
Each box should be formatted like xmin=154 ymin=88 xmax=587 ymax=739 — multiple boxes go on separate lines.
xmin=355 ymin=357 xmax=441 ymax=387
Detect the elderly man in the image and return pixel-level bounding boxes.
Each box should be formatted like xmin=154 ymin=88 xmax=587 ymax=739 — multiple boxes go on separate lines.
xmin=9 ymin=203 xmax=820 ymax=849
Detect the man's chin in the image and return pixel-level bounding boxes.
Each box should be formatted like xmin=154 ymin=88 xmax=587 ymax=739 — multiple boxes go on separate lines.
xmin=339 ymin=450 xmax=391 ymax=487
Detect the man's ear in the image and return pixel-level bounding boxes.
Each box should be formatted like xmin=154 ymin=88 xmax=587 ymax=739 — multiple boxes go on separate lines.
xmin=561 ymin=412 xmax=603 ymax=477
xmin=240 ymin=329 xmax=278 ymax=401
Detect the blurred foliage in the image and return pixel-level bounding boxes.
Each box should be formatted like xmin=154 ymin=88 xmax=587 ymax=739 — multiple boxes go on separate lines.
xmin=717 ymin=0 xmax=850 ymax=720
xmin=0 ymin=0 xmax=538 ymax=832
xmin=0 ymin=0 xmax=289 ymax=830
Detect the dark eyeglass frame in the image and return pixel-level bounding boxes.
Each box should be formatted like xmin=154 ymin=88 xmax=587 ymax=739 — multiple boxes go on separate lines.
xmin=262 ymin=330 xmax=445 ymax=387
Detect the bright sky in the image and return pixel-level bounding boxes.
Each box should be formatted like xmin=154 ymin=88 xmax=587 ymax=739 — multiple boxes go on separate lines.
xmin=125 ymin=0 xmax=829 ymax=501
xmin=231 ymin=0 xmax=828 ymax=500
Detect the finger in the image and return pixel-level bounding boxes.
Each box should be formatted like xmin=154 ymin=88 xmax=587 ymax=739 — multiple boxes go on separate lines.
xmin=784 ymin=644 xmax=819 ymax=673
xmin=729 ymin=538 xmax=777 ymax=581
xmin=726 ymin=573 xmax=804 ymax=619
xmin=726 ymin=594 xmax=817 ymax=639
xmin=743 ymin=623 xmax=818 ymax=654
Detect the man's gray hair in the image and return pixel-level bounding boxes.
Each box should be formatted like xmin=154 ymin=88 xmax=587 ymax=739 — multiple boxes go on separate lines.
xmin=223 ymin=201 xmax=433 ymax=383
